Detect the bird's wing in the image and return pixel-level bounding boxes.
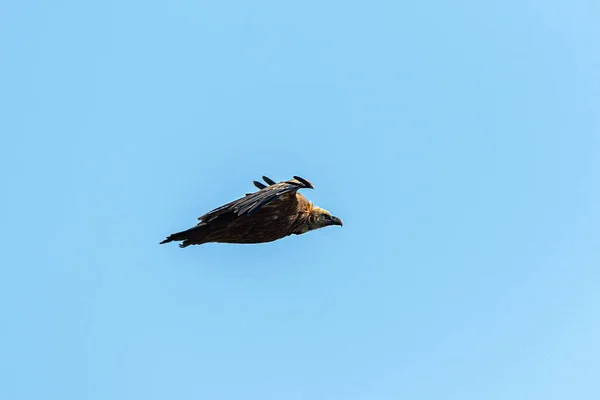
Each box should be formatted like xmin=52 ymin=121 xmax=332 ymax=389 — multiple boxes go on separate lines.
xmin=198 ymin=176 xmax=314 ymax=223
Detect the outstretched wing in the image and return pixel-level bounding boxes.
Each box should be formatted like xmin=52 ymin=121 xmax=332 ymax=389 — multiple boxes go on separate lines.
xmin=198 ymin=176 xmax=314 ymax=223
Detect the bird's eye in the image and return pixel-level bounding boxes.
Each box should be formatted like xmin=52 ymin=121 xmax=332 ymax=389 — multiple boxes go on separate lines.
xmin=322 ymin=214 xmax=330 ymax=220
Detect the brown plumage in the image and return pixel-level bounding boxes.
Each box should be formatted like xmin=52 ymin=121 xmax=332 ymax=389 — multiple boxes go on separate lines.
xmin=160 ymin=175 xmax=343 ymax=248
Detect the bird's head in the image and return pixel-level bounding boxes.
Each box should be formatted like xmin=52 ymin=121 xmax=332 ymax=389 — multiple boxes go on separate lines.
xmin=306 ymin=206 xmax=344 ymax=231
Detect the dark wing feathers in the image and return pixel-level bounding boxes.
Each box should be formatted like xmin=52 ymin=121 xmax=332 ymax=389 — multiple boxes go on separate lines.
xmin=253 ymin=181 xmax=267 ymax=190
xmin=253 ymin=176 xmax=277 ymax=190
xmin=198 ymin=176 xmax=313 ymax=222
xmin=236 ymin=190 xmax=284 ymax=216
xmin=293 ymin=175 xmax=314 ymax=189
xmin=262 ymin=176 xmax=277 ymax=186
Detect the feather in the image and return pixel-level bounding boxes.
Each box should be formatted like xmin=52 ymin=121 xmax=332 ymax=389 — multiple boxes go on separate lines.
xmin=253 ymin=181 xmax=267 ymax=189
xmin=293 ymin=176 xmax=314 ymax=189
xmin=262 ymin=176 xmax=276 ymax=186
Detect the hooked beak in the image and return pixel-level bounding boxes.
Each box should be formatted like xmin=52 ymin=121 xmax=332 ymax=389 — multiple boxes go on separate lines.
xmin=331 ymin=216 xmax=343 ymax=227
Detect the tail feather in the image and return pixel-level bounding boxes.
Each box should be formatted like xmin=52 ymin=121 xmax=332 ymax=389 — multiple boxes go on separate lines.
xmin=159 ymin=224 xmax=208 ymax=246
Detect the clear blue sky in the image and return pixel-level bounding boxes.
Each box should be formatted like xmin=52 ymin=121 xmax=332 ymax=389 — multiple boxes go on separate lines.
xmin=1 ymin=1 xmax=599 ymax=399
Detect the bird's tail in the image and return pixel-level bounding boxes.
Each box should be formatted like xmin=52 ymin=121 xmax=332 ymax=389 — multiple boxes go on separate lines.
xmin=159 ymin=224 xmax=208 ymax=247
xmin=159 ymin=236 xmax=177 ymax=245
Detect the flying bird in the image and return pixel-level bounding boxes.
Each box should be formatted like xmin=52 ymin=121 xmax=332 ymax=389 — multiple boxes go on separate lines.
xmin=160 ymin=175 xmax=343 ymax=247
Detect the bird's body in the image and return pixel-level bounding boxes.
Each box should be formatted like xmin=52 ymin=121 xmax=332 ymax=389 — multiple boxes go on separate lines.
xmin=160 ymin=176 xmax=343 ymax=247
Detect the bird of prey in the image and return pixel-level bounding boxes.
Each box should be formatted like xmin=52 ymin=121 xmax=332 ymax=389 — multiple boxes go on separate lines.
xmin=160 ymin=175 xmax=343 ymax=247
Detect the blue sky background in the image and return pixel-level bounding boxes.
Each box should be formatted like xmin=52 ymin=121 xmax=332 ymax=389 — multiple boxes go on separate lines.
xmin=1 ymin=1 xmax=599 ymax=399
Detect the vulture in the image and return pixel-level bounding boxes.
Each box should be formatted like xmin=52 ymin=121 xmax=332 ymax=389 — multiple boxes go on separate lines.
xmin=160 ymin=175 xmax=343 ymax=247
